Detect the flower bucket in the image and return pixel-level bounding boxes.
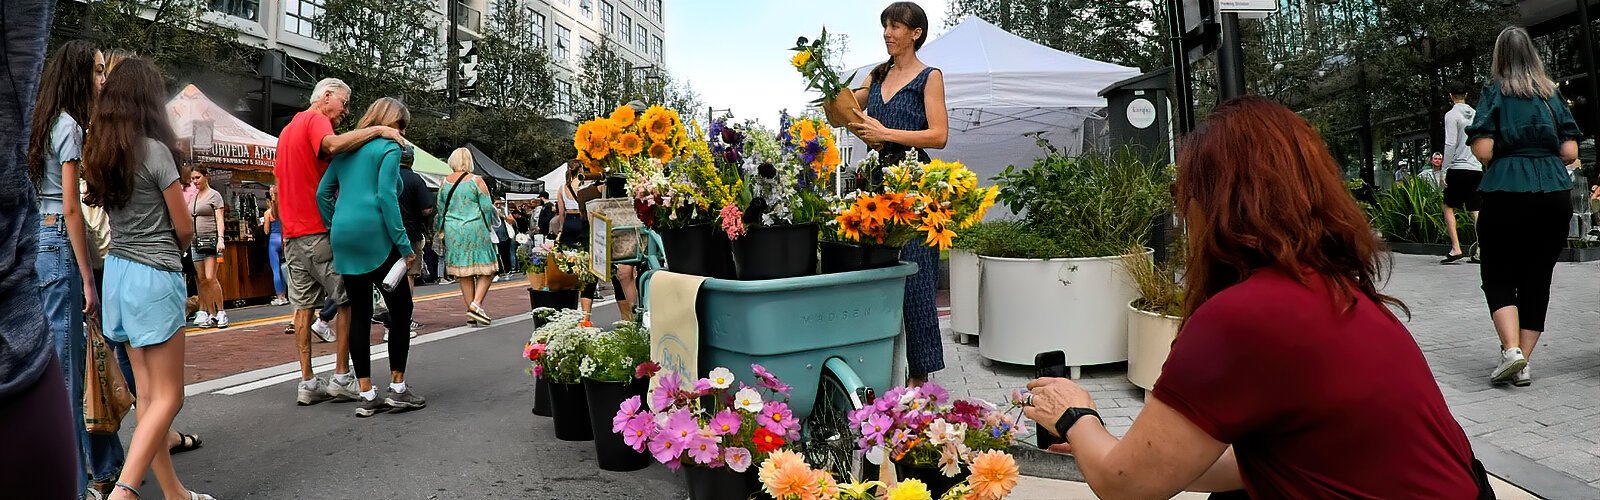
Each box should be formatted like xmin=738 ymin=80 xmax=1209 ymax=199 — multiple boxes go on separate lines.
xmin=1126 ymin=301 xmax=1181 ymax=392
xmin=529 ymin=289 xmax=580 ymax=311
xmin=545 ymin=265 xmax=581 ymax=291
xmin=822 ymin=91 xmax=862 ymax=128
xmin=532 ymin=376 xmax=552 ymax=417
xmin=893 ymin=461 xmax=969 ymax=500
xmin=657 ymin=223 xmax=735 ymax=279
xmin=548 ymin=381 xmax=593 ymax=441
xmin=583 ymin=377 xmax=650 ymax=472
xmin=685 ymin=466 xmax=767 ymax=500
xmin=818 ymin=241 xmax=900 ymax=274
xmin=526 ymin=271 xmax=548 ymax=291
xmin=730 ymin=223 xmax=818 ymax=280
xmin=604 ymin=176 xmax=628 ymax=199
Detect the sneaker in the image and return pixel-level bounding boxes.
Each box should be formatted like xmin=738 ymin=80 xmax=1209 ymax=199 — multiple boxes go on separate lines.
xmin=283 ymin=324 xmax=295 ymax=335
xmin=270 ymin=297 xmax=289 ymax=306
xmin=213 ymin=311 xmax=229 ymax=328
xmin=1490 ymin=348 xmax=1527 ymax=384
xmin=410 ymin=320 xmax=421 ymax=334
xmin=311 ymin=319 xmax=334 ymax=343
xmin=327 ymin=374 xmax=360 ymax=402
xmin=196 ymin=317 xmax=216 ymax=328
xmin=193 ymin=310 xmax=210 ymax=325
xmin=355 ymin=395 xmax=389 ymax=417
xmin=1513 ymin=365 xmax=1531 ymax=387
xmin=385 ymin=388 xmax=427 ymax=411
xmin=296 ymin=377 xmax=333 ymax=406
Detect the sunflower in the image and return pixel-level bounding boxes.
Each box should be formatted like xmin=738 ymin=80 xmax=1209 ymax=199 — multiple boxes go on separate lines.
xmin=610 ymin=105 xmax=636 ymax=128
xmin=616 ymin=132 xmax=644 ymax=156
xmin=640 ymin=105 xmax=676 ymax=142
xmin=882 ymin=192 xmax=921 ymax=224
xmin=791 ymin=49 xmax=813 ymax=69
xmin=920 ymin=204 xmax=951 ymax=227
xmin=573 ymin=124 xmax=593 ymax=154
xmin=648 ymin=142 xmax=673 ymax=163
xmin=799 ymin=120 xmax=818 ymax=143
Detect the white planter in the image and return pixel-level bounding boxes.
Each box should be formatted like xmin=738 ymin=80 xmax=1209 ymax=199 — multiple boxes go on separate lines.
xmin=1126 ymin=301 xmax=1181 ymax=391
xmin=977 ymin=253 xmax=1142 ymax=377
xmin=949 ymin=249 xmax=980 ymax=342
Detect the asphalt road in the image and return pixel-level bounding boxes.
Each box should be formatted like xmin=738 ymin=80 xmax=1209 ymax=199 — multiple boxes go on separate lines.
xmin=119 ymin=302 xmax=691 ymax=500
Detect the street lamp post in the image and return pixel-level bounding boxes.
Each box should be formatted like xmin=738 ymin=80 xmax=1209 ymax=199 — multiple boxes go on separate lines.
xmin=630 ymin=65 xmax=662 ymax=104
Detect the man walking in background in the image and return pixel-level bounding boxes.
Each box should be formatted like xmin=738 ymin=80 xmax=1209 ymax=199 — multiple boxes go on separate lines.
xmin=1442 ymin=83 xmax=1485 ymax=264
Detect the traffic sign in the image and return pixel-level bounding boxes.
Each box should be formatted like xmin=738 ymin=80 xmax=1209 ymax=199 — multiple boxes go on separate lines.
xmin=1217 ymin=0 xmax=1277 ymax=13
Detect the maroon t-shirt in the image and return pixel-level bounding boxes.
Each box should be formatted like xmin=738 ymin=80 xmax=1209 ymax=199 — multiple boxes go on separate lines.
xmin=1153 ymin=268 xmax=1477 ymax=498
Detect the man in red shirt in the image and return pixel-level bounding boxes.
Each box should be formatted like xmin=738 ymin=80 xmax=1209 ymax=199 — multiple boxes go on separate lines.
xmin=276 ymin=78 xmax=405 ymax=406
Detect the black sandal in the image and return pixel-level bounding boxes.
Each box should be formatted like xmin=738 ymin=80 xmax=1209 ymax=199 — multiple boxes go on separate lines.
xmin=1441 ymin=252 xmax=1467 ymax=264
xmin=170 ymin=432 xmax=202 ymax=454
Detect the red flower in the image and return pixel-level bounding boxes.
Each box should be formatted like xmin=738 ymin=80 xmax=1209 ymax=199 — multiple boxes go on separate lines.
xmin=635 ymin=361 xmax=661 ymax=379
xmin=753 ymin=427 xmax=786 ymax=453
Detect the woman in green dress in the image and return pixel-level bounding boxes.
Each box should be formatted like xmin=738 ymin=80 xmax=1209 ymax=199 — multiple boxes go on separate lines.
xmin=1467 ymin=27 xmax=1584 ymax=388
xmin=436 ymin=147 xmax=500 ymax=326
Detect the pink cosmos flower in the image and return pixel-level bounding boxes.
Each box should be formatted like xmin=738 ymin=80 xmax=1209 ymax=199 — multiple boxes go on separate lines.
xmin=757 ymin=403 xmax=796 ymax=438
xmin=635 ymin=360 xmax=661 ymax=379
xmin=724 ymin=447 xmax=753 ymax=473
xmin=685 ymin=432 xmax=721 ymax=465
xmin=750 ymin=364 xmax=791 ymax=394
xmin=694 ymin=378 xmax=714 ymax=394
xmin=708 ymin=409 xmax=742 ymax=436
xmin=622 ymin=414 xmax=656 ymax=451
xmin=859 ymin=413 xmax=893 ymax=449
xmin=664 ymin=409 xmax=699 ymax=447
xmin=648 ymin=430 xmax=683 ymax=464
xmin=614 ymin=396 xmax=643 ymax=433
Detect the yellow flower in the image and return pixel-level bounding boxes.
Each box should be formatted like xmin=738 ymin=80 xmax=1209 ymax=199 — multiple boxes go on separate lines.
xmin=648 ymin=142 xmax=673 ymax=163
xmin=967 ymin=451 xmax=1020 ymax=500
xmin=641 ymin=105 xmax=677 ymax=142
xmin=839 ymin=481 xmax=884 ymax=499
xmin=616 ymin=132 xmax=644 ymax=156
xmin=792 ymin=49 xmax=813 ymax=69
xmin=610 ymin=105 xmax=637 ymax=128
xmin=886 ymin=479 xmax=932 ymax=500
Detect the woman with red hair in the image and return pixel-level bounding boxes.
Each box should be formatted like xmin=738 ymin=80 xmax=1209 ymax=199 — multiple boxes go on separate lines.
xmin=1020 ymin=97 xmax=1488 ymax=498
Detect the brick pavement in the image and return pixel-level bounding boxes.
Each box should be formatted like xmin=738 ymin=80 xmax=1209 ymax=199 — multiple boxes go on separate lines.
xmin=930 ymin=253 xmax=1600 ymax=491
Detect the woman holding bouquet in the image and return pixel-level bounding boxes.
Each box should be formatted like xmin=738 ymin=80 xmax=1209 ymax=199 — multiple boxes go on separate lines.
xmin=847 ymin=1 xmax=949 ymax=386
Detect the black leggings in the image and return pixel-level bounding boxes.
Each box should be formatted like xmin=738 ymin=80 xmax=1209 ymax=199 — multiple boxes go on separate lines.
xmin=342 ymin=251 xmax=414 ymax=379
xmin=1478 ymin=191 xmax=1571 ymax=332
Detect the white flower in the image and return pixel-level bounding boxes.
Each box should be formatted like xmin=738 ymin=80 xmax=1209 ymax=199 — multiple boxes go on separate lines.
xmin=707 ymin=367 xmax=735 ymax=390
xmin=579 ymin=357 xmax=596 ymax=377
xmin=514 ymin=233 xmax=530 ymax=245
xmin=937 ymin=446 xmax=962 ymax=477
xmin=734 ymin=387 xmax=764 ymax=413
xmin=927 ymin=418 xmax=966 ymax=447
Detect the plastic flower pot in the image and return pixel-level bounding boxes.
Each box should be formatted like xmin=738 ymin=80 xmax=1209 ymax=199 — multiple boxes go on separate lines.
xmin=893 ymin=460 xmax=969 ymax=500
xmin=684 ymin=466 xmax=766 ymax=500
xmin=656 ymin=223 xmax=735 ymax=279
xmin=604 ymin=176 xmax=628 ymax=198
xmin=730 ymin=223 xmax=818 ymax=280
xmin=582 ymin=377 xmax=650 ymax=472
xmin=547 ymin=381 xmax=593 ymax=441
xmin=977 ymin=253 xmax=1144 ymax=376
xmin=818 ymin=241 xmax=900 ymax=274
xmin=949 ymin=249 xmax=980 ymax=341
xmin=1126 ymin=300 xmax=1181 ymax=392
xmin=529 ymin=289 xmax=580 ymax=311
xmin=532 ymin=376 xmax=552 ymax=417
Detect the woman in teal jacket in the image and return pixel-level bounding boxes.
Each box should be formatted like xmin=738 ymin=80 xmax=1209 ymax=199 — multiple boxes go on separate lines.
xmin=317 ymin=97 xmax=424 ymax=418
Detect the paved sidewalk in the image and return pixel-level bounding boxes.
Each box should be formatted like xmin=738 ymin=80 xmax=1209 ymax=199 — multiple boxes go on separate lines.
xmin=932 ymin=253 xmax=1600 ymax=496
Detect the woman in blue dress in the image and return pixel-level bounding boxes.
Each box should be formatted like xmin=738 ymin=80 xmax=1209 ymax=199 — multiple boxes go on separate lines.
xmin=847 ymin=1 xmax=949 ymax=386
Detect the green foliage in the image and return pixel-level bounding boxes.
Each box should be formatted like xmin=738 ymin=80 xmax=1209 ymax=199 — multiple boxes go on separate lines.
xmin=986 ymin=150 xmax=1171 ymax=258
xmin=316 ymin=0 xmax=445 ymax=113
xmin=944 ymin=0 xmax=1169 ymax=71
xmin=575 ymin=38 xmax=702 ymax=125
xmin=1121 ymin=244 xmax=1184 ymax=317
xmin=580 ymin=321 xmax=651 ymax=382
xmin=52 ymin=0 xmax=254 ymax=79
xmin=1361 ymin=177 xmax=1477 ymax=246
xmin=476 ymin=0 xmax=558 ymax=114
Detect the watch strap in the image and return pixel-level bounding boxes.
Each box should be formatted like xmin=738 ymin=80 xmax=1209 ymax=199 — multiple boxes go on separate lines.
xmin=1054 ymin=407 xmax=1101 ymax=442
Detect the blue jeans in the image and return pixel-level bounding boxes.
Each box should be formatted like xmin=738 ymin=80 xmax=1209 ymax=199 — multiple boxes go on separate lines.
xmin=39 ymin=216 xmax=125 ymax=490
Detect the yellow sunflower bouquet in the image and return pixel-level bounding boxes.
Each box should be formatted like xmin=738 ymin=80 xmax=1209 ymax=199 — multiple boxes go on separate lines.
xmin=833 ymin=154 xmax=998 ymax=251
xmin=574 ymin=104 xmax=689 ymax=179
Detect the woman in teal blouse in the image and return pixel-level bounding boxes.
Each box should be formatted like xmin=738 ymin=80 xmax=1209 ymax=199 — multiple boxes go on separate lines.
xmin=317 ymin=97 xmax=424 ymax=417
xmin=1465 ymin=27 xmax=1583 ymax=389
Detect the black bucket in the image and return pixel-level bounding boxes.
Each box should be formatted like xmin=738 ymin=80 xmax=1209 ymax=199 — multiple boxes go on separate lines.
xmin=547 ymin=381 xmax=593 ymax=441
xmin=530 ymin=288 xmax=580 ymax=311
xmin=582 ymin=378 xmax=651 ymax=472
xmin=656 ymin=223 xmax=734 ymax=279
xmin=894 ymin=461 xmax=969 ymax=500
xmin=605 ymin=176 xmax=628 ymax=198
xmin=730 ymin=223 xmax=818 ymax=280
xmin=685 ymin=466 xmax=768 ymax=500
xmin=532 ymin=376 xmax=552 ymax=417
xmin=818 ymin=241 xmax=901 ymax=274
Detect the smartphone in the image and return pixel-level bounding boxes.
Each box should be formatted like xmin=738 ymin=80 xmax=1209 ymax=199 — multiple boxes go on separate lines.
xmin=1033 ymin=350 xmax=1068 ymax=447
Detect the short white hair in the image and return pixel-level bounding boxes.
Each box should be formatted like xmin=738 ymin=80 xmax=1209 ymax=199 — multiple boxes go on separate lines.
xmin=310 ymin=78 xmax=351 ymax=105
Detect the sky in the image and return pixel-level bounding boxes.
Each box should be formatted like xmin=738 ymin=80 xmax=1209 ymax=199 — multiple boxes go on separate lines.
xmin=664 ymin=0 xmax=949 ymax=128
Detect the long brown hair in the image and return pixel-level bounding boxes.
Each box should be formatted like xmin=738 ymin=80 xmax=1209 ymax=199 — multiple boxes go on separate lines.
xmin=28 ymin=40 xmax=99 ymax=187
xmin=868 ymin=2 xmax=929 ymax=87
xmin=83 ymin=58 xmax=181 ymax=210
xmin=1175 ymin=96 xmax=1405 ymax=318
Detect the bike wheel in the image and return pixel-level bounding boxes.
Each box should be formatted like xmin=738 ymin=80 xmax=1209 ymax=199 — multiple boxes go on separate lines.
xmin=799 ymin=359 xmax=867 ymax=480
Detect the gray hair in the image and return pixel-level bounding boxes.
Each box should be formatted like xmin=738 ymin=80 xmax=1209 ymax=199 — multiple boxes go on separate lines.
xmin=310 ymin=78 xmax=351 ymax=105
xmin=1491 ymin=27 xmax=1555 ymax=99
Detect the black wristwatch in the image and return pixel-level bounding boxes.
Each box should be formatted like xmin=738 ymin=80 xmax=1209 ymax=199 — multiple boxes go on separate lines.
xmin=1054 ymin=407 xmax=1102 ymax=443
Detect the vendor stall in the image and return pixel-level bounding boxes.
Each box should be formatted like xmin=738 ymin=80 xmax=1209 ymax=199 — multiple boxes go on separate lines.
xmin=168 ymin=84 xmax=279 ymax=304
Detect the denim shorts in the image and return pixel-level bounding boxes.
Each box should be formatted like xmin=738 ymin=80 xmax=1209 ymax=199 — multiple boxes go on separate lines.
xmin=102 ymin=255 xmax=186 ymax=348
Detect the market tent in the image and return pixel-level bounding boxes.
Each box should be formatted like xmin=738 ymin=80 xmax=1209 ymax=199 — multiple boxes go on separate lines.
xmin=506 ymin=166 xmax=566 ymax=200
xmin=166 ymin=84 xmax=278 ymax=170
xmin=840 ymin=16 xmax=1140 ymax=216
xmin=466 ymin=143 xmax=543 ymax=194
xmin=411 ymin=147 xmax=452 ymax=189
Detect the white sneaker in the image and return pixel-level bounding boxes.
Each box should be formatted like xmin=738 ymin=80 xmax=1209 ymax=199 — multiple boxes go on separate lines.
xmin=213 ymin=311 xmax=229 ymax=328
xmin=327 ymin=374 xmax=360 ymax=402
xmin=297 ymin=377 xmax=333 ymax=406
xmin=1513 ymin=365 xmax=1531 ymax=387
xmin=270 ymin=297 xmax=289 ymax=306
xmin=311 ymin=319 xmax=334 ymax=343
xmin=1490 ymin=347 xmax=1527 ymax=384
xmin=193 ymin=310 xmax=210 ymax=325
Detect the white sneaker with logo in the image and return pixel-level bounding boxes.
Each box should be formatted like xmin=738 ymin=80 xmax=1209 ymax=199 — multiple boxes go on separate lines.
xmin=312 ymin=319 xmax=334 ymax=343
xmin=193 ymin=310 xmax=210 ymax=326
xmin=213 ymin=311 xmax=229 ymax=328
xmin=1490 ymin=347 xmax=1526 ymax=384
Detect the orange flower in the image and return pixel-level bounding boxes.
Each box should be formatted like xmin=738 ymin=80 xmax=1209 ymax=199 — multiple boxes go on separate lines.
xmin=883 ymin=193 xmax=921 ymax=224
xmin=967 ymin=451 xmax=1020 ymax=500
xmin=921 ymin=220 xmax=956 ymax=251
xmin=799 ymin=120 xmax=818 ymax=142
xmin=854 ymin=194 xmax=894 ymax=223
xmin=610 ymin=105 xmax=636 ymax=128
xmin=616 ymin=132 xmax=644 ymax=156
xmin=759 ymin=450 xmax=810 ymax=497
xmin=648 ymin=142 xmax=673 ymax=163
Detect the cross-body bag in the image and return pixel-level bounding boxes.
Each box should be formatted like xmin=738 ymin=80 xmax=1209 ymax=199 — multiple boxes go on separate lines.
xmin=439 ymin=175 xmax=498 ymax=244
xmin=191 ymin=190 xmax=218 ymax=253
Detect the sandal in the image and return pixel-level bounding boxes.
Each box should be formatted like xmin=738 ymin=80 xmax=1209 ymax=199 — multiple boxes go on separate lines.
xmin=1440 ymin=252 xmax=1467 ymax=264
xmin=187 ymin=491 xmax=216 ymax=500
xmin=170 ymin=432 xmax=202 ymax=454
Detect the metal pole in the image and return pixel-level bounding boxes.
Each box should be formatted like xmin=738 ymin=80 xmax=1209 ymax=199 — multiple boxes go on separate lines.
xmin=1166 ymin=0 xmax=1195 ymax=135
xmin=1577 ymin=0 xmax=1600 ymax=136
xmin=1218 ymin=12 xmax=1246 ymax=100
xmin=446 ymin=0 xmax=460 ymax=114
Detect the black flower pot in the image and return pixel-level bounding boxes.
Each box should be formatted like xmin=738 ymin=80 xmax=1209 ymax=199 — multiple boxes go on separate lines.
xmin=548 ymin=381 xmax=593 ymax=441
xmin=685 ymin=466 xmax=768 ymax=500
xmin=657 ymin=223 xmax=735 ymax=279
xmin=730 ymin=223 xmax=818 ymax=280
xmin=530 ymin=288 xmax=580 ymax=311
xmin=605 ymin=176 xmax=628 ymax=198
xmin=532 ymin=376 xmax=552 ymax=417
xmin=894 ymin=461 xmax=969 ymax=500
xmin=819 ymin=241 xmax=901 ymax=274
xmin=583 ymin=377 xmax=651 ymax=472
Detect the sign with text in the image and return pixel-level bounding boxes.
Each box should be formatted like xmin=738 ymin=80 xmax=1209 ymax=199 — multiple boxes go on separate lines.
xmin=589 ymin=212 xmax=611 ymax=283
xmin=1218 ymin=0 xmax=1277 ymax=13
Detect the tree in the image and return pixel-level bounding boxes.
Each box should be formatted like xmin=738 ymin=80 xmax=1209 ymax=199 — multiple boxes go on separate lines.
xmin=51 ymin=0 xmax=253 ymax=79
xmin=475 ymin=0 xmax=557 ymax=114
xmin=575 ymin=37 xmax=648 ymax=120
xmin=945 ymin=0 xmax=1169 ymax=71
xmin=316 ymin=0 xmax=445 ymax=121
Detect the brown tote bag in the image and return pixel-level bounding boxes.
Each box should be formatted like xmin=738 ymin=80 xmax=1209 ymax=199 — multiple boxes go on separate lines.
xmin=84 ymin=319 xmax=135 ymax=433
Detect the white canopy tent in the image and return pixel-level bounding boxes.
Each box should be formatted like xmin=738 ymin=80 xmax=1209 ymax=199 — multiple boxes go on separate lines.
xmin=505 ymin=166 xmax=567 ymax=201
xmin=840 ymin=16 xmax=1140 ymax=216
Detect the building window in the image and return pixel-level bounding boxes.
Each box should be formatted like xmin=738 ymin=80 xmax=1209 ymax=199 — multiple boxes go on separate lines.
xmin=579 ymin=0 xmax=593 ymax=16
xmin=636 ymin=0 xmax=646 ymax=10
xmin=620 ymin=13 xmax=631 ymax=45
xmin=530 ymin=10 xmax=546 ymax=46
xmin=601 ymin=2 xmax=614 ymax=34
xmin=554 ymin=23 xmax=571 ymax=61
xmin=652 ymin=35 xmax=662 ymax=63
xmin=636 ymin=25 xmax=647 ymax=52
xmin=652 ymin=0 xmax=661 ymax=21
xmin=580 ymin=37 xmax=595 ymax=57
xmin=556 ymin=80 xmax=573 ymax=114
xmin=282 ymin=0 xmax=321 ymax=37
xmin=211 ymin=0 xmax=259 ymax=21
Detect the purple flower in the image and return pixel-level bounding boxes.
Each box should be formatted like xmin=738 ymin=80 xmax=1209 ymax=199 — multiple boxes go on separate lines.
xmin=694 ymin=378 xmax=714 ymax=394
xmin=757 ymin=162 xmax=777 ymax=179
xmin=724 ymin=447 xmax=753 ymax=473
xmin=664 ymin=409 xmax=698 ymax=447
xmin=685 ymin=432 xmax=721 ymax=465
xmin=708 ymin=409 xmax=742 ymax=436
xmin=614 ymin=395 xmax=643 ymax=433
xmin=859 ymin=413 xmax=893 ymax=449
xmin=648 ymin=429 xmax=684 ymax=464
xmin=622 ymin=414 xmax=657 ymax=451
xmin=921 ymin=383 xmax=950 ymax=406
xmin=750 ymin=364 xmax=791 ymax=395
xmin=649 ymin=383 xmax=675 ymax=412
xmin=801 ymin=151 xmax=818 ymax=166
xmin=757 ymin=403 xmax=795 ymax=437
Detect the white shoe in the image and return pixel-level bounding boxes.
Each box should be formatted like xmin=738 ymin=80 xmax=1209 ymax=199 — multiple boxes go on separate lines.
xmin=311 ymin=319 xmax=334 ymax=343
xmin=1490 ymin=348 xmax=1526 ymax=384
xmin=326 ymin=374 xmax=360 ymax=402
xmin=193 ymin=310 xmax=210 ymax=325
xmin=270 ymin=297 xmax=289 ymax=306
xmin=213 ymin=311 xmax=229 ymax=328
xmin=1513 ymin=365 xmax=1531 ymax=387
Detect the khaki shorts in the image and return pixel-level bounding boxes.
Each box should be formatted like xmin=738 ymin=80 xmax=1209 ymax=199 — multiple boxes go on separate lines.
xmin=284 ymin=233 xmax=348 ymax=309
xmin=408 ymin=238 xmax=423 ymax=276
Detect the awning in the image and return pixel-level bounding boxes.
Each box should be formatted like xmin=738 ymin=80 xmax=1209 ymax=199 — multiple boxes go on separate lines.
xmin=466 ymin=143 xmax=543 ymax=194
xmin=166 ymin=84 xmax=278 ymax=170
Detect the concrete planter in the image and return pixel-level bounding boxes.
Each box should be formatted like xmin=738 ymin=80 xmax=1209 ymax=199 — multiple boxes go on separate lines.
xmin=949 ymin=249 xmax=980 ymax=343
xmin=977 ymin=252 xmax=1142 ymax=378
xmin=1126 ymin=301 xmax=1181 ymax=391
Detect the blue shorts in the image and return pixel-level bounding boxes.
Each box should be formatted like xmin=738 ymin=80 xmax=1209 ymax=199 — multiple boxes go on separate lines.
xmin=103 ymin=255 xmax=186 ymax=348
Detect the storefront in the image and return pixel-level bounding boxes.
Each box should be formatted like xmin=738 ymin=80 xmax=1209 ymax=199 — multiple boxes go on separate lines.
xmin=168 ymin=84 xmax=280 ymax=305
